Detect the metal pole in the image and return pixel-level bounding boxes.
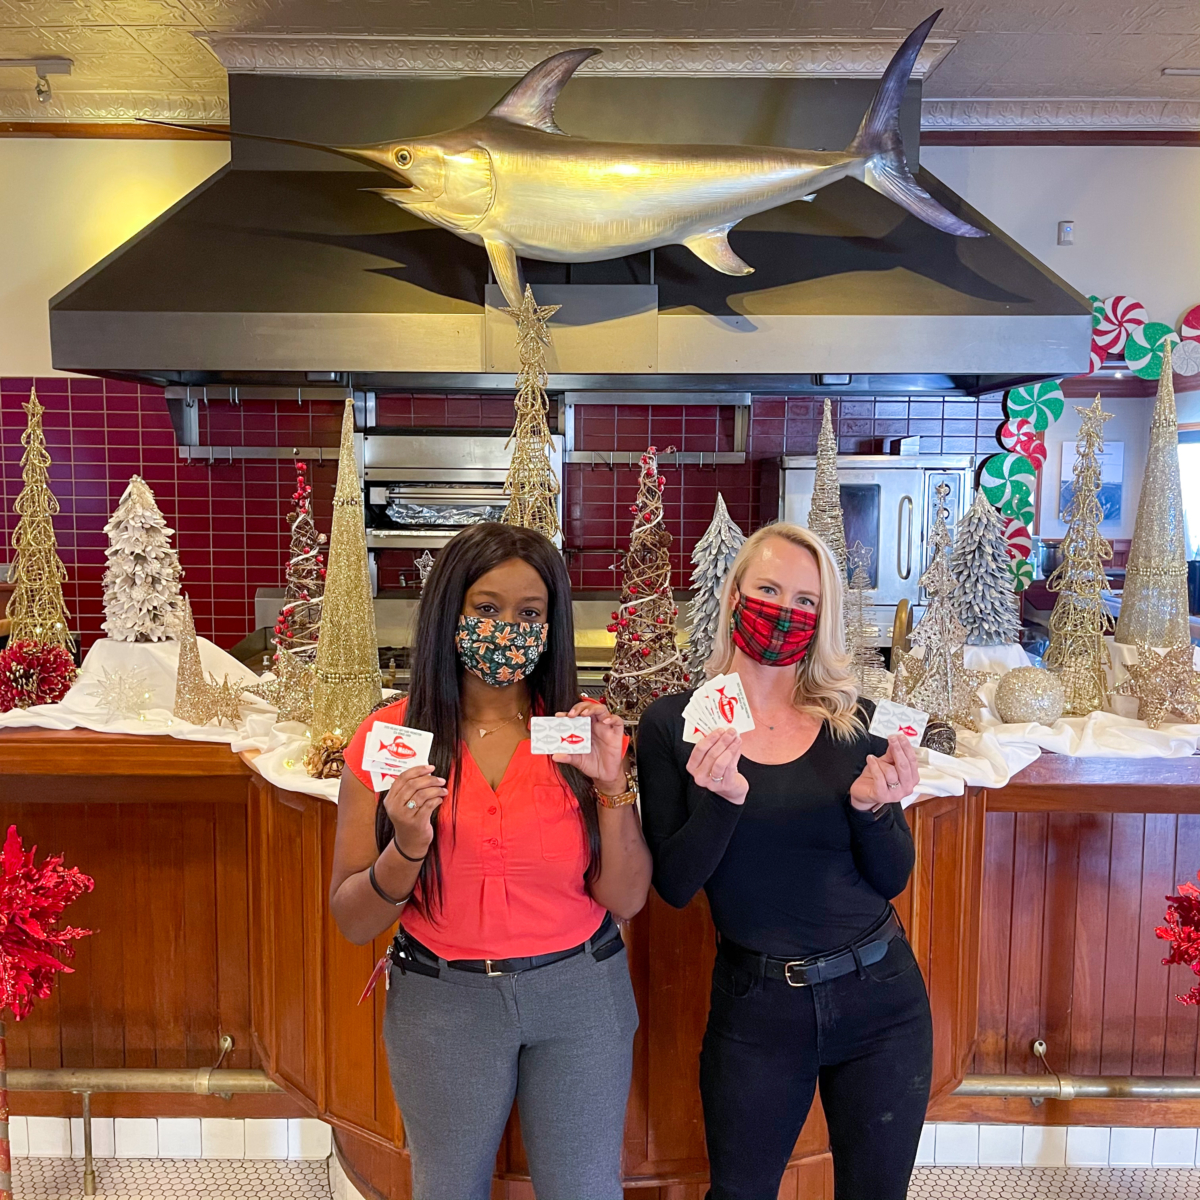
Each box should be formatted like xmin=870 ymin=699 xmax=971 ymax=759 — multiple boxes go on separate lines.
xmin=81 ymin=1091 xmax=95 ymax=1197
xmin=955 ymin=1074 xmax=1200 ymax=1100
xmin=0 ymin=1020 xmax=11 ymax=1200
xmin=7 ymin=1068 xmax=282 ymax=1095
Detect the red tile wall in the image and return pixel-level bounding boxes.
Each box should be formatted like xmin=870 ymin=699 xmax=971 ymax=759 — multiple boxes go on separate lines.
xmin=1 ymin=379 xmax=1001 ymax=650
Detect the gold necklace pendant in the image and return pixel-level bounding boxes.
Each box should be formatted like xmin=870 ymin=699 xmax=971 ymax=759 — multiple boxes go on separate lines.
xmin=473 ymin=710 xmax=525 ymax=738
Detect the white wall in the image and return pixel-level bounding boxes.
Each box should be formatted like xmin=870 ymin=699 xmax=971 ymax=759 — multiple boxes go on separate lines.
xmin=0 ymin=138 xmax=229 ymax=377
xmin=922 ymin=145 xmax=1200 ymax=328
xmin=1038 ymin=394 xmax=1153 ymax=542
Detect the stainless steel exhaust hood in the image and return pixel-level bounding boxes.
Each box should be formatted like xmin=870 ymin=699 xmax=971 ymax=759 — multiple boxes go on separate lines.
xmin=49 ymin=72 xmax=1092 ymax=395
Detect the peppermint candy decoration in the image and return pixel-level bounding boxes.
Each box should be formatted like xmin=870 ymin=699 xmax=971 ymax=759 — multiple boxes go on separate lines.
xmin=1086 ymin=333 xmax=1108 ymax=375
xmin=1008 ymin=557 xmax=1034 ymax=592
xmin=1002 ymin=518 xmax=1033 ymax=562
xmin=1180 ymin=304 xmax=1200 ymax=342
xmin=998 ymin=417 xmax=1047 ymax=469
xmin=1125 ymin=321 xmax=1180 ymax=379
xmin=980 ymin=452 xmax=1038 ymax=508
xmin=1173 ymin=338 xmax=1200 ymax=377
xmin=1005 ymin=380 xmax=1064 ymax=431
xmin=1001 ymin=479 xmax=1036 ymax=530
xmin=1095 ymin=295 xmax=1147 ymax=355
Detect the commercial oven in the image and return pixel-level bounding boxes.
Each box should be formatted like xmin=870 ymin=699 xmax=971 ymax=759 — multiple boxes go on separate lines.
xmin=779 ymin=454 xmax=975 ymax=640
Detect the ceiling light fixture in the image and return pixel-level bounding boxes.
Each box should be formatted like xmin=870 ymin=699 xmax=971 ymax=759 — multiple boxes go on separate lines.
xmin=0 ymin=56 xmax=72 ymax=104
xmin=1162 ymin=67 xmax=1200 ymax=76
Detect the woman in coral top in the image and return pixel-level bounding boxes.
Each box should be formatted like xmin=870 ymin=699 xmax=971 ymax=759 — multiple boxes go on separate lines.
xmin=330 ymin=523 xmax=650 ymax=1200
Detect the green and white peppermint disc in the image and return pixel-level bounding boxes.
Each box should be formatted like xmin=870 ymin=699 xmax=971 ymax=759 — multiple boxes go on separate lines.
xmin=1125 ymin=321 xmax=1180 ymax=379
xmin=1000 ymin=479 xmax=1036 ymax=530
xmin=1008 ymin=557 xmax=1034 ymax=592
xmin=1005 ymin=380 xmax=1064 ymax=431
xmin=980 ymin=453 xmax=1038 ymax=508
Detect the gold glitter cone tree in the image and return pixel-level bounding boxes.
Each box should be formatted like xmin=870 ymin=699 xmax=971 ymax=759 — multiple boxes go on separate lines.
xmin=501 ymin=285 xmax=562 ymax=541
xmin=172 ymin=594 xmax=216 ymax=724
xmin=5 ymin=388 xmax=73 ymax=651
xmin=1115 ymin=339 xmax=1191 ymax=649
xmin=307 ymin=400 xmax=382 ymax=773
xmin=807 ymin=398 xmax=848 ymax=579
xmin=1045 ymin=397 xmax=1114 ymax=716
xmin=604 ymin=447 xmax=688 ymax=724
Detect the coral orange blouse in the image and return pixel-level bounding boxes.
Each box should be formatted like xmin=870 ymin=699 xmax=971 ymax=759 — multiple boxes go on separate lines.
xmin=345 ymin=698 xmax=607 ymax=961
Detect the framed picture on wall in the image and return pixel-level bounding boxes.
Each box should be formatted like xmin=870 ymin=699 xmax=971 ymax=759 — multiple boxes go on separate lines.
xmin=1059 ymin=441 xmax=1123 ymax=524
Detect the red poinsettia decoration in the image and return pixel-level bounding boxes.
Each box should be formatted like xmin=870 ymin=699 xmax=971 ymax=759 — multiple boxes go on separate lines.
xmin=1156 ymin=875 xmax=1200 ymax=1006
xmin=0 ymin=826 xmax=93 ymax=1021
xmin=0 ymin=640 xmax=77 ymax=712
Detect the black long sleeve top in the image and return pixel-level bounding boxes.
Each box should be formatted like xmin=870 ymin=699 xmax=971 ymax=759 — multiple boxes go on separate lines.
xmin=637 ymin=691 xmax=915 ymax=958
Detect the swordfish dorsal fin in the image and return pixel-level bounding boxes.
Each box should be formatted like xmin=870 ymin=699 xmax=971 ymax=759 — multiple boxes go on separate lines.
xmin=486 ymin=48 xmax=600 ymax=134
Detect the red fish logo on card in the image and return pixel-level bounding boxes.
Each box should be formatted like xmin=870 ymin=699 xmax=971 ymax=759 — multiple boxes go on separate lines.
xmin=385 ymin=736 xmax=417 ymax=760
xmin=716 ymin=687 xmax=738 ymax=724
xmin=561 ymin=732 xmax=586 ymax=746
xmin=898 ymin=724 xmax=917 ymax=738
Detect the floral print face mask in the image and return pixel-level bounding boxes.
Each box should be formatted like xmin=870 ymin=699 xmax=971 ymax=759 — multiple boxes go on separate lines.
xmin=455 ymin=614 xmax=548 ymax=687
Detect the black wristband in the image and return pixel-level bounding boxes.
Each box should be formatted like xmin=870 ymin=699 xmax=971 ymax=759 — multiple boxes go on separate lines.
xmin=392 ymin=832 xmax=428 ymax=863
xmin=368 ymin=861 xmax=409 ymax=906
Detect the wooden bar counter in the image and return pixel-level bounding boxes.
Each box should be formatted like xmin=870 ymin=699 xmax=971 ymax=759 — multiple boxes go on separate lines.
xmin=6 ymin=726 xmax=1195 ymax=1197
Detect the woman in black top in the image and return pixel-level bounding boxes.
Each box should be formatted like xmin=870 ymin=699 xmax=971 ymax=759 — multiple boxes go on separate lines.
xmin=638 ymin=522 xmax=931 ymax=1200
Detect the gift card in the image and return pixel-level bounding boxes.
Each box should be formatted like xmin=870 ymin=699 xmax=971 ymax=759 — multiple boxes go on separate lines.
xmin=363 ymin=722 xmax=434 ymax=773
xmin=529 ymin=715 xmax=592 ymax=755
xmin=868 ymin=698 xmax=929 ymax=745
xmin=706 ymin=672 xmax=755 ymax=733
xmin=369 ymin=767 xmax=398 ymax=793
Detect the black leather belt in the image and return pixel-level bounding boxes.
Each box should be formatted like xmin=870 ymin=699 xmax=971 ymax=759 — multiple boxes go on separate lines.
xmin=391 ymin=914 xmax=623 ymax=980
xmin=718 ymin=909 xmax=904 ymax=988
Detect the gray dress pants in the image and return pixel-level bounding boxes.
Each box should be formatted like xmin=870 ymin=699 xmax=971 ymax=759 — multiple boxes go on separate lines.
xmin=383 ymin=941 xmax=639 ymax=1200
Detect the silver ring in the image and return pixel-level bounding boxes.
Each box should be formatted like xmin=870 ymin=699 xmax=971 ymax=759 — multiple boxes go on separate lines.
xmin=405 ymin=800 xmax=418 ymax=810
xmin=711 ymin=775 xmax=724 ymax=784
xmin=887 ymin=782 xmax=900 ymax=790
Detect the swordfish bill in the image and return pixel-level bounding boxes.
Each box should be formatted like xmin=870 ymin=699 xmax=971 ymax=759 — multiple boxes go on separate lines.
xmin=149 ymin=10 xmax=984 ymax=309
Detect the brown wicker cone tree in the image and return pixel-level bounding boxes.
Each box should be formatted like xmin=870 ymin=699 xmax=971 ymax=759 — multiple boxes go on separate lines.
xmin=604 ymin=447 xmax=689 ymax=724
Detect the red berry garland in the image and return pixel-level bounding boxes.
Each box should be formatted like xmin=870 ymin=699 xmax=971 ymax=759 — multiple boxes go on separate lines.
xmin=0 ymin=640 xmax=77 ymax=712
xmin=1 ymin=825 xmax=93 ymax=1021
xmin=1157 ymin=874 xmax=1200 ymax=1006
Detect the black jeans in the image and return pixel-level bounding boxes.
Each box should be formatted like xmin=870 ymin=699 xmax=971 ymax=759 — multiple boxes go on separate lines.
xmin=700 ymin=933 xmax=933 ymax=1200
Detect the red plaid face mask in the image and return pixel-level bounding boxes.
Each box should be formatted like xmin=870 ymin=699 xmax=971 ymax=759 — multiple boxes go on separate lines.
xmin=730 ymin=592 xmax=818 ymax=666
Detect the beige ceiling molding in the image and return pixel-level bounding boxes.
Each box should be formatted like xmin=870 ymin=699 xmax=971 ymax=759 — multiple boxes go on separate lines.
xmin=921 ymin=98 xmax=1200 ymax=131
xmin=0 ymin=89 xmax=228 ymax=122
xmin=198 ymin=33 xmax=955 ymax=78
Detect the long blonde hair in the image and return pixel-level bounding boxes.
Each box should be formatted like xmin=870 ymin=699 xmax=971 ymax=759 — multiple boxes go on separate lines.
xmin=706 ymin=523 xmax=863 ymax=740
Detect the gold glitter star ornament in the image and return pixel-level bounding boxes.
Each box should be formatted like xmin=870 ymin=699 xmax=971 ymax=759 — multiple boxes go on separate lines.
xmin=1114 ymin=642 xmax=1200 ymax=728
xmin=245 ymin=646 xmax=315 ymax=725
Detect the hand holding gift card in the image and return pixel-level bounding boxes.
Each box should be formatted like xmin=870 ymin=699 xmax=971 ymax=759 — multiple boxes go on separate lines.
xmin=529 ymin=715 xmax=593 ymax=755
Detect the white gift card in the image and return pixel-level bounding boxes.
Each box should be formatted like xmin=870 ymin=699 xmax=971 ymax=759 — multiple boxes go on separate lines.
xmin=868 ymin=699 xmax=929 ymax=745
xmin=369 ymin=767 xmax=399 ymax=793
xmin=682 ymin=673 xmax=755 ymax=742
xmin=363 ymin=721 xmax=434 ymax=773
xmin=529 ymin=715 xmax=592 ymax=755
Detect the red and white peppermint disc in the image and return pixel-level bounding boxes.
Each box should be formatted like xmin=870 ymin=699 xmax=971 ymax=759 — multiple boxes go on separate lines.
xmin=998 ymin=418 xmax=1046 ymax=468
xmin=1003 ymin=518 xmax=1032 ymax=562
xmin=1181 ymin=303 xmax=1200 ymax=343
xmin=1095 ymin=295 xmax=1147 ymax=355
xmin=1086 ymin=332 xmax=1107 ymax=375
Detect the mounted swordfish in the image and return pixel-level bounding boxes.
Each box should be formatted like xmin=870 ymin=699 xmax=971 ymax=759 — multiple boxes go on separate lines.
xmin=161 ymin=10 xmax=984 ymax=309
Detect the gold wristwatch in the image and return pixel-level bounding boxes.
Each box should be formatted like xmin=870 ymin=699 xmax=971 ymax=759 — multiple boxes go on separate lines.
xmin=597 ymin=775 xmax=637 ymax=809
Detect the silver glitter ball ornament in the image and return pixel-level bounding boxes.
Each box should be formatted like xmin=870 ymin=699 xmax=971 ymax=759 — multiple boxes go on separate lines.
xmin=994 ymin=666 xmax=1065 ymax=726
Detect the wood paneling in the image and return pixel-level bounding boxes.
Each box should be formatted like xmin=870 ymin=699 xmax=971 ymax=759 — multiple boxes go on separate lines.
xmin=1 ymin=733 xmax=303 ymax=1120
xmin=932 ymin=796 xmax=1200 ymax=1127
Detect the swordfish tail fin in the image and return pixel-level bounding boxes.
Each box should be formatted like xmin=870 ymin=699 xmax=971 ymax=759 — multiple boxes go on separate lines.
xmin=847 ymin=12 xmax=987 ymax=238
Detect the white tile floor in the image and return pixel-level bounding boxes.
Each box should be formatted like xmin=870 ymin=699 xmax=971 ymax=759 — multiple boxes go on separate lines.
xmin=909 ymin=1167 xmax=1200 ymax=1197
xmin=11 ymin=1158 xmax=332 ymax=1199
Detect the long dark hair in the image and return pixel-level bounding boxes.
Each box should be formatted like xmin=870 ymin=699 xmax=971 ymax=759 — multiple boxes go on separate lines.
xmin=375 ymin=523 xmax=600 ymax=918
